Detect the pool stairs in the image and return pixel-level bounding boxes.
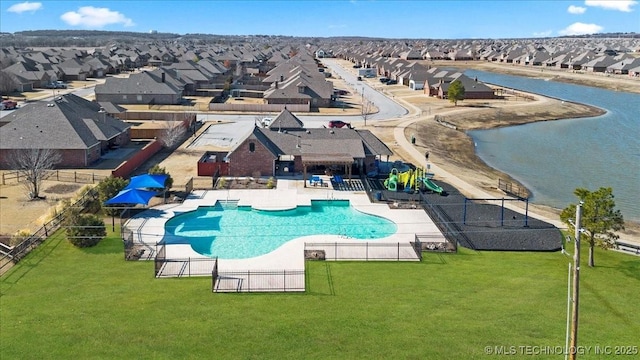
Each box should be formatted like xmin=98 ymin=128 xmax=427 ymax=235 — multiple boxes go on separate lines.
xmin=220 ymin=199 xmax=239 ymax=209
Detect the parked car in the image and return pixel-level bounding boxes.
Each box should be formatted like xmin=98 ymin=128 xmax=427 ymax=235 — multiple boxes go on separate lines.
xmin=46 ymin=81 xmax=67 ymax=89
xmin=328 ymin=120 xmax=352 ymax=129
xmin=261 ymin=117 xmax=273 ymax=127
xmin=386 ymin=80 xmax=398 ymax=85
xmin=1 ymin=100 xmax=18 ymax=110
xmin=379 ymin=77 xmax=389 ymax=83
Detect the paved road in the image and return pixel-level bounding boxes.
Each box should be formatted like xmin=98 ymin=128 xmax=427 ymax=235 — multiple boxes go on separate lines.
xmin=321 ymin=58 xmax=408 ymax=121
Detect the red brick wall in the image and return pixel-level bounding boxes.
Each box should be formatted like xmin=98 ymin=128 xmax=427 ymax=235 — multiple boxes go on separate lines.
xmin=54 ymin=149 xmax=87 ymax=167
xmin=198 ymin=152 xmax=230 ymax=176
xmin=227 ymin=136 xmax=276 ymax=177
xmin=111 ymin=139 xmax=163 ymax=178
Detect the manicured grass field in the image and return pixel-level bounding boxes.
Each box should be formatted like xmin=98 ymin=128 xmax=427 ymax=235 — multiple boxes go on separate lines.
xmin=1 ymin=228 xmax=638 ymax=359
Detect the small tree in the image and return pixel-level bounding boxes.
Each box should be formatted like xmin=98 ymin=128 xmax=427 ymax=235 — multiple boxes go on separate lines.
xmin=560 ymin=187 xmax=625 ymax=267
xmin=447 ymin=80 xmax=465 ymax=106
xmin=96 ymin=177 xmax=128 ymax=216
xmin=160 ymin=115 xmax=188 ymax=148
xmin=361 ymin=99 xmax=373 ymax=127
xmin=9 ymin=148 xmax=62 ymax=200
xmin=66 ymin=213 xmax=106 ymax=248
xmin=148 ymin=165 xmax=173 ymax=190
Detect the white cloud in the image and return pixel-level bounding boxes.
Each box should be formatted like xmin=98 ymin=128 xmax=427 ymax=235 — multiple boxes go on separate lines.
xmin=568 ymin=5 xmax=587 ymax=14
xmin=585 ymin=0 xmax=637 ymax=12
xmin=7 ymin=1 xmax=42 ymax=14
xmin=559 ymin=22 xmax=604 ymax=35
xmin=533 ymin=30 xmax=554 ymax=37
xmin=60 ymin=6 xmax=134 ymax=28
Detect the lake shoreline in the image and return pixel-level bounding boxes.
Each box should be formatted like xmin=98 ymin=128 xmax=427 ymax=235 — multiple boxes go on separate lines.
xmin=374 ymin=67 xmax=639 ymax=242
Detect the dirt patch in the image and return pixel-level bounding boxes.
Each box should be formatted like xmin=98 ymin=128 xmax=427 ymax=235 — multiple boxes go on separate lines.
xmin=44 ymin=183 xmax=82 ymax=194
xmin=0 ymin=180 xmax=89 ymax=236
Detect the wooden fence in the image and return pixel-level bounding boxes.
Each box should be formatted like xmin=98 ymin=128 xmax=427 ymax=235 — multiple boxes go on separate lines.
xmin=1 ymin=170 xmax=107 ymax=185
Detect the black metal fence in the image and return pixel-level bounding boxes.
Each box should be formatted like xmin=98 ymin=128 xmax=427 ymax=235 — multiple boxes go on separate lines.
xmin=304 ymin=241 xmax=422 ymax=261
xmin=0 ymin=187 xmax=98 ymax=275
xmin=418 ymin=192 xmax=470 ymax=250
xmin=154 ymin=243 xmax=218 ymax=278
xmin=154 ymin=243 xmax=166 ymax=277
xmin=212 ymin=269 xmax=306 ymax=292
xmin=498 ymin=179 xmax=529 ymax=199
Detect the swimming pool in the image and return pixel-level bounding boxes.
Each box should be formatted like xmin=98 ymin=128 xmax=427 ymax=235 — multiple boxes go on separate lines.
xmin=163 ymin=200 xmax=397 ymax=259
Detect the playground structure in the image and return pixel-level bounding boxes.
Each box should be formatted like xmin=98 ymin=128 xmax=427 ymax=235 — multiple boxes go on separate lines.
xmin=383 ymin=167 xmax=444 ymax=195
xmin=367 ymin=160 xmax=412 ymax=178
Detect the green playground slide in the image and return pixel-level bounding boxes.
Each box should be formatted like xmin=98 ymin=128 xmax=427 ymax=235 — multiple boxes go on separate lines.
xmin=422 ymin=177 xmax=443 ymax=194
xmin=384 ymin=174 xmax=398 ymax=191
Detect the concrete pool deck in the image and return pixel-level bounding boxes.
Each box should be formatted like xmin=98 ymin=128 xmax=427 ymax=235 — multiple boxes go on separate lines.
xmin=126 ymin=179 xmax=444 ymax=275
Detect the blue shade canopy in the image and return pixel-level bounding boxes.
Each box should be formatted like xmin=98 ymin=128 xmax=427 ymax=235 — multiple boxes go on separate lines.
xmin=125 ymin=174 xmax=168 ymax=190
xmin=104 ymin=188 xmax=158 ymax=205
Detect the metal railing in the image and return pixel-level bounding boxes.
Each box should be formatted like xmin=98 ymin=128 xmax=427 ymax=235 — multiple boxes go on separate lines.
xmin=154 ymin=243 xmax=166 ymax=277
xmin=212 ymin=269 xmax=306 ymax=293
xmin=498 ymin=179 xmax=529 ymax=199
xmin=418 ymin=192 xmax=470 ymax=250
xmin=304 ymin=241 xmax=422 ymax=261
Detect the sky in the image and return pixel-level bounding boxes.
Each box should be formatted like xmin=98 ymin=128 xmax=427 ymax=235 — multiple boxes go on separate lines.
xmin=0 ymin=0 xmax=638 ymax=39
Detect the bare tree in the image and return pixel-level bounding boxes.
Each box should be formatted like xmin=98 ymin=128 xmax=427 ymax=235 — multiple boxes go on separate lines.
xmin=9 ymin=148 xmax=62 ymax=200
xmin=160 ymin=114 xmax=188 ymax=148
xmin=361 ymin=99 xmax=373 ymax=126
xmin=0 ymin=71 xmax=17 ymax=97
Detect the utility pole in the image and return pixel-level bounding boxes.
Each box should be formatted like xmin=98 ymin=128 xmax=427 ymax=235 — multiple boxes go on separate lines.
xmin=569 ymin=202 xmax=582 ymax=360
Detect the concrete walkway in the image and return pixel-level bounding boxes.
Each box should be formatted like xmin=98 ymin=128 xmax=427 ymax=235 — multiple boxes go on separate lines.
xmin=126 ymin=180 xmax=444 ymax=278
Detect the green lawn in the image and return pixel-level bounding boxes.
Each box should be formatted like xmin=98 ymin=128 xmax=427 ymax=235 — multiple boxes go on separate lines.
xmin=1 ymin=229 xmax=638 ymax=359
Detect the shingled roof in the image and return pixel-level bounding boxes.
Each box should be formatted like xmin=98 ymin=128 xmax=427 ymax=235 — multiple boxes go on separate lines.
xmin=267 ymin=108 xmax=304 ymax=130
xmin=0 ymin=94 xmax=130 ymax=150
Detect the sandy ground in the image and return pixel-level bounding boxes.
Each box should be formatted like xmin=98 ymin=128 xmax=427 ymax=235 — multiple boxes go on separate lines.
xmin=0 ymin=181 xmax=87 ymax=236
xmin=1 ymin=61 xmax=637 ymax=244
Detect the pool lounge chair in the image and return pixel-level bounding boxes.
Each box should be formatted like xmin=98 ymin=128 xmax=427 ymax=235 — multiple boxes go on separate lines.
xmin=310 ymin=176 xmax=322 ymax=186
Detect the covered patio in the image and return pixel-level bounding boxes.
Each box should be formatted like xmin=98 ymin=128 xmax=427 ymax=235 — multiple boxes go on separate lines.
xmin=301 ymin=154 xmax=355 ymax=188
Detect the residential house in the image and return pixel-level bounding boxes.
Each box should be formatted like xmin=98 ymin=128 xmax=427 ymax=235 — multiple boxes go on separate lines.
xmin=94 ymin=71 xmax=183 ymax=105
xmin=57 ymin=58 xmax=91 ymax=81
xmin=226 ymin=109 xmax=392 ymax=178
xmin=0 ymin=94 xmax=131 ymax=168
xmin=436 ymin=74 xmax=496 ymax=100
xmin=607 ymin=58 xmax=640 ymax=75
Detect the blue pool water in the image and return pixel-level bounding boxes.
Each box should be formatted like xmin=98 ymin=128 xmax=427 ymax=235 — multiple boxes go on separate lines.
xmin=163 ymin=200 xmax=397 ymax=259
